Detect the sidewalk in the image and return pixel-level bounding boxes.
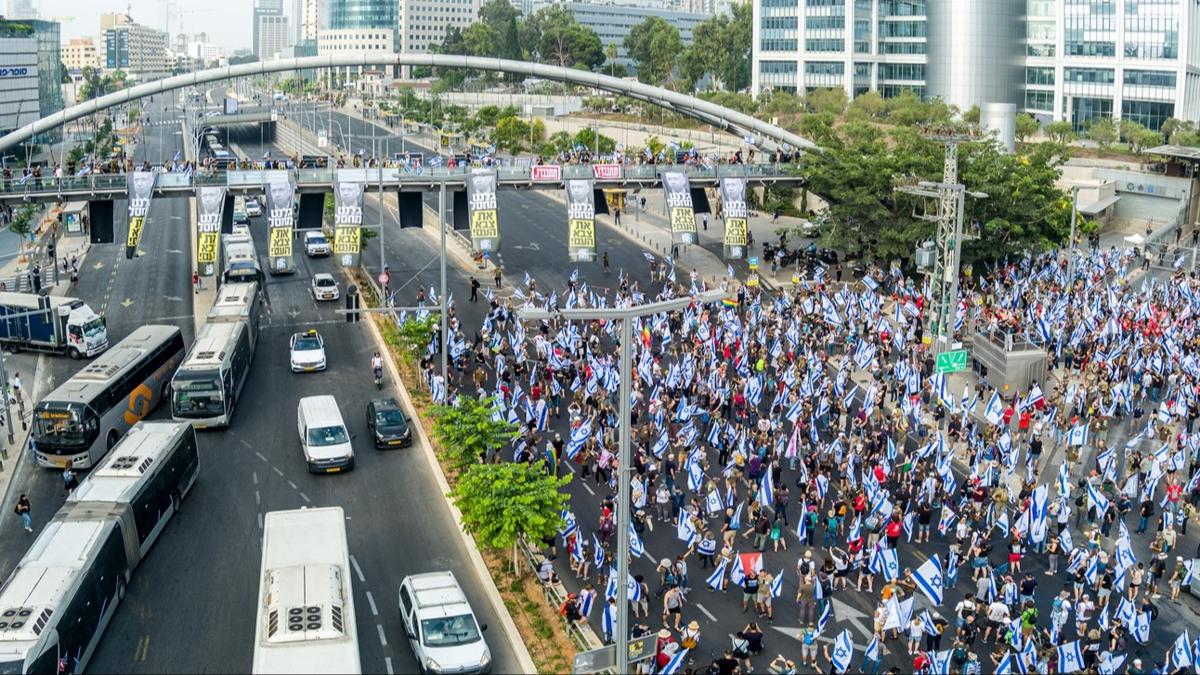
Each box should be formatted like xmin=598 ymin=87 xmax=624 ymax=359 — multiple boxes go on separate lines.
xmin=182 ymin=117 xmax=216 ymax=332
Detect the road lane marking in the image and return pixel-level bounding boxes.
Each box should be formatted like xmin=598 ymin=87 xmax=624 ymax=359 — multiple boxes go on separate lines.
xmin=695 ymin=603 xmax=716 ymax=621
xmin=287 ymin=480 xmax=298 ymax=490
xmin=252 ymin=471 xmax=258 ymax=485
xmin=255 ymin=490 xmax=260 ymax=506
xmin=376 ymin=624 xmax=388 ymax=647
xmin=384 ymin=657 xmax=394 ymax=675
xmin=255 ymin=451 xmax=268 ymax=463
xmin=257 ymin=513 xmax=263 ymax=529
xmin=272 ymin=467 xmax=284 ymax=477
xmin=350 ymin=554 xmax=366 ymax=583
xmin=300 ymin=492 xmax=311 ymax=503
xmin=366 ymin=591 xmax=379 ymax=616
xmin=134 ymin=636 xmax=149 ymax=661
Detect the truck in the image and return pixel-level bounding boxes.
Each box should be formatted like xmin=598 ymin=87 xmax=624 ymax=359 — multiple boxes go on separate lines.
xmin=222 ymin=233 xmax=263 ymax=284
xmin=0 ymin=292 xmax=108 ymax=359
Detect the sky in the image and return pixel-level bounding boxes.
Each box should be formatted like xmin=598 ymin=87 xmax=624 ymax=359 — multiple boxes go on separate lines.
xmin=33 ymin=0 xmax=257 ymax=52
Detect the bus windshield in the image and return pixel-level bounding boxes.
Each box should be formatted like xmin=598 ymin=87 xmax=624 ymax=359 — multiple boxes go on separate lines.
xmin=307 ymin=426 xmax=349 ymax=447
xmin=173 ymin=375 xmax=224 ymax=416
xmin=34 ymin=406 xmax=87 ymax=443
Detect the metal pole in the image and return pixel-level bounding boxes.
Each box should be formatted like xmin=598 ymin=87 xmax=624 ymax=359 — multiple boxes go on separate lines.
xmin=615 ymin=315 xmax=632 ymax=668
xmin=378 ymin=161 xmax=385 ymax=272
xmin=439 ymin=181 xmax=448 ymax=382
xmin=1067 ymin=185 xmax=1079 ymax=283
xmin=0 ymin=350 xmax=15 ymax=448
xmin=946 ymin=185 xmax=966 ymax=351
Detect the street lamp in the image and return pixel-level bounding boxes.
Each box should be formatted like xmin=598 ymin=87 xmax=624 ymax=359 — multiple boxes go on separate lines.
xmin=515 ymin=289 xmax=729 ymax=673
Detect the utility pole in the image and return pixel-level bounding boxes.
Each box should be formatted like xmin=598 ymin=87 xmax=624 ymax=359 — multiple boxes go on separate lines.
xmin=894 ymin=130 xmax=986 ymax=355
xmin=1067 ymin=185 xmax=1080 ymax=283
xmin=439 ymin=182 xmax=447 ymax=382
xmin=516 ymin=289 xmax=728 ymax=674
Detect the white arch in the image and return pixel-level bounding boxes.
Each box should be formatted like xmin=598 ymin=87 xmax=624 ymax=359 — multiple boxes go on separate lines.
xmin=0 ymin=54 xmax=817 ymax=154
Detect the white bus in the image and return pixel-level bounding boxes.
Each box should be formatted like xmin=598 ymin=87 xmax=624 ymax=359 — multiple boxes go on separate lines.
xmin=207 ymin=282 xmax=263 ymax=344
xmin=222 ymin=234 xmax=263 ymax=284
xmin=0 ymin=422 xmax=198 ymax=674
xmin=32 ymin=326 xmax=187 ymax=469
xmin=253 ymin=507 xmax=360 ymax=675
xmin=170 ymin=321 xmax=254 ymax=429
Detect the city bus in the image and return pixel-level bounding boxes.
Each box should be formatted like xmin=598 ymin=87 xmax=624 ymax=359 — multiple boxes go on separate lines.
xmin=253 ymin=507 xmax=360 ymax=675
xmin=222 ymin=234 xmax=263 ymax=284
xmin=0 ymin=422 xmax=198 ymax=674
xmin=32 ymin=326 xmax=187 ymax=470
xmin=170 ymin=321 xmax=254 ymax=429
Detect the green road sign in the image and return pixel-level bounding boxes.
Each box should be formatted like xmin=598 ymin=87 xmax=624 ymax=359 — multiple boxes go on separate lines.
xmin=936 ymin=349 xmax=968 ymax=374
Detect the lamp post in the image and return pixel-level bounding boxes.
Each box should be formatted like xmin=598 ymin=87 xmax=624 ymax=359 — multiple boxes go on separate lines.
xmin=1067 ymin=185 xmax=1080 ymax=284
xmin=515 ymin=289 xmax=729 ymax=672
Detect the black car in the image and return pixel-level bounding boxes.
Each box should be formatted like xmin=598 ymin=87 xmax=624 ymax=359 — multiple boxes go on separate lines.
xmin=367 ymin=398 xmax=412 ymax=449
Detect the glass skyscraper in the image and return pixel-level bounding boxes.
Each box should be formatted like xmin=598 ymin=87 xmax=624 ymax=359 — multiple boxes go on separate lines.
xmin=330 ymin=0 xmax=398 ymax=29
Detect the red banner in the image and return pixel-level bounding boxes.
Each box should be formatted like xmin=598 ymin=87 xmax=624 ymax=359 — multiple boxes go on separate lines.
xmin=531 ymin=164 xmax=562 ymax=181
xmin=592 ymin=163 xmax=622 ymax=180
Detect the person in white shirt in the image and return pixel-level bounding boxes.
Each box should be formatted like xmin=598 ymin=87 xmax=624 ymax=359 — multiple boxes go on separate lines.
xmin=982 ymin=600 xmax=1010 ymax=642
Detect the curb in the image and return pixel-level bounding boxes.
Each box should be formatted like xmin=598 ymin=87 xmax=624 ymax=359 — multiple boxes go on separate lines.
xmin=361 ymin=314 xmax=538 ymax=675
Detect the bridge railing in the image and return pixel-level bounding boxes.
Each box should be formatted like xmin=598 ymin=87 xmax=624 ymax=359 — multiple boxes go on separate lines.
xmin=0 ymin=162 xmax=802 ymax=198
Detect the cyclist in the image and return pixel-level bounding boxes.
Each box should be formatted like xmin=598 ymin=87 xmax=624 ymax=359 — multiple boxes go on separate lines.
xmin=371 ymin=351 xmax=383 ymax=383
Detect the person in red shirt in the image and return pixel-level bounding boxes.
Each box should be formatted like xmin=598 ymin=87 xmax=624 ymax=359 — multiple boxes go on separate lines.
xmin=1002 ymin=405 xmax=1015 ymax=427
xmin=1167 ymin=480 xmax=1184 ymax=520
xmin=1017 ymin=410 xmax=1032 ymax=442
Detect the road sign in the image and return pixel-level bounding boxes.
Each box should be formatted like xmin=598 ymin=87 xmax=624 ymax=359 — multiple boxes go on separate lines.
xmin=936 ymin=349 xmax=968 ymax=374
xmin=571 ymin=634 xmax=657 ymax=673
xmin=748 ymin=256 xmax=760 ymax=271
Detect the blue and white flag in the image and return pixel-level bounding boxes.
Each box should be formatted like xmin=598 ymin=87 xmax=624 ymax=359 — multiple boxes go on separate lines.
xmin=706 ymin=559 xmax=728 ymax=590
xmin=831 ymin=630 xmax=854 ymax=673
xmin=602 ymin=599 xmax=615 ymax=638
xmin=1171 ymin=629 xmax=1193 ymax=670
xmin=1057 ymin=640 xmax=1085 ymax=674
xmin=817 ymin=599 xmax=832 ymax=633
xmin=912 ymin=554 xmax=944 ymax=605
xmin=770 ymin=569 xmax=784 ymax=598
xmin=1133 ymin=611 xmax=1151 ymax=644
xmin=1067 ymin=423 xmax=1089 ymax=447
xmin=985 ymin=391 xmax=1004 ymax=425
xmin=863 ymin=635 xmax=880 ymax=663
xmin=660 ymin=648 xmax=688 ymax=675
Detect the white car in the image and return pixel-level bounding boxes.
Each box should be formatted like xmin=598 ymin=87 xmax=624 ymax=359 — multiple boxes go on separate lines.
xmin=304 ymin=231 xmax=332 ymax=257
xmin=311 ymin=273 xmax=340 ymax=301
xmin=244 ymin=197 xmax=263 ymax=217
xmin=289 ymin=329 xmax=327 ymax=372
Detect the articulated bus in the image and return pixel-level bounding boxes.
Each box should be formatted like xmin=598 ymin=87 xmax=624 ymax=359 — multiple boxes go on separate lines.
xmin=171 ymin=282 xmax=262 ymax=428
xmin=253 ymin=507 xmax=360 ymax=675
xmin=32 ymin=326 xmax=186 ymax=469
xmin=0 ymin=421 xmax=199 ymax=674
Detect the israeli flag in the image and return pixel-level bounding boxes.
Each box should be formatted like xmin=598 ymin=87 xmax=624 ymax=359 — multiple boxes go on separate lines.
xmin=1171 ymin=629 xmax=1193 ymax=670
xmin=1067 ymin=423 xmax=1089 ymax=447
xmin=706 ymin=559 xmax=728 ymax=590
xmin=1133 ymin=611 xmax=1151 ymax=644
xmin=629 ymin=522 xmax=645 ymax=558
xmin=817 ymin=598 xmax=832 ymax=634
xmin=1057 ymin=640 xmax=1085 ymax=674
xmin=602 ymin=599 xmax=615 ymax=637
xmin=912 ymin=555 xmax=944 ymax=605
xmin=593 ymin=534 xmax=605 ymax=568
xmin=985 ymin=391 xmax=1004 ymax=425
xmin=676 ymin=513 xmax=697 ymax=546
xmin=831 ymin=630 xmax=854 ymax=673
xmin=660 ymin=648 xmax=688 ymax=675
xmin=864 ymin=635 xmax=880 ymax=663
xmin=770 ymin=569 xmax=784 ymax=598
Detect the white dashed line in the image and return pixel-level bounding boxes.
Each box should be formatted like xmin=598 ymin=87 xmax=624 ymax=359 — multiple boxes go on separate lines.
xmin=582 ymin=482 xmax=596 ymax=496
xmin=255 ymin=490 xmax=261 ymax=506
xmin=241 ymin=439 xmax=252 ymax=449
xmin=376 ymin=624 xmax=388 ymax=647
xmin=257 ymin=513 xmax=263 ymax=529
xmin=384 ymin=657 xmax=394 ymax=675
xmin=252 ymin=471 xmax=258 ymax=486
xmin=255 ymin=451 xmax=269 ymax=463
xmin=272 ymin=467 xmax=284 ymax=477
xmin=695 ymin=603 xmax=717 ymax=621
xmin=287 ymin=480 xmax=298 ymax=490
xmin=300 ymin=492 xmax=311 ymax=503
xmin=350 ymin=555 xmax=366 ymax=583
xmin=366 ymin=591 xmax=379 ymax=616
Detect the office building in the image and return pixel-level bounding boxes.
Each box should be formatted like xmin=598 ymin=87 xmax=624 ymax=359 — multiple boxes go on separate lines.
xmin=256 ymin=14 xmax=290 ymax=60
xmin=550 ymin=2 xmax=707 ymax=71
xmin=61 ymin=36 xmax=101 ymax=71
xmin=299 ymin=0 xmax=326 ymax=41
xmin=189 ymin=41 xmax=221 ymax=66
xmin=400 ymin=0 xmax=479 ymax=55
xmin=319 ymin=0 xmax=398 ymax=80
xmin=751 ymin=0 xmax=1200 ymax=132
xmin=0 ymin=19 xmax=63 ymax=142
xmin=105 ymin=20 xmax=169 ymax=79
xmin=4 ymin=0 xmax=34 ymax=20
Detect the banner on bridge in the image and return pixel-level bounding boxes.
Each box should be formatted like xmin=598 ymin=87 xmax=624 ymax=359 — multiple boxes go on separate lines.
xmin=467 ymin=170 xmax=500 ymax=253
xmin=564 ymin=179 xmax=596 ymax=263
xmin=196 ymin=186 xmax=226 ymax=277
xmin=265 ymin=179 xmax=295 ymax=274
xmin=662 ymin=171 xmax=698 ymax=246
xmin=125 ymin=171 xmax=157 ymax=259
xmin=719 ymin=177 xmax=749 ymax=261
xmin=333 ymin=180 xmax=365 ymax=269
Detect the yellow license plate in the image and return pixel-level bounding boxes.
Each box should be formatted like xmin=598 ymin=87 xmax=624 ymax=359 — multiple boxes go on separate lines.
xmin=326 ymin=467 xmax=341 ymax=473
xmin=306 ymin=367 xmax=317 ymax=371
xmin=389 ymin=440 xmax=401 ymax=445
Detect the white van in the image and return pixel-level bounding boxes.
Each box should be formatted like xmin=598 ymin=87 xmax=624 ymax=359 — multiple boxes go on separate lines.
xmin=398 ymin=571 xmax=491 ymax=674
xmin=297 ymin=395 xmax=355 ymax=473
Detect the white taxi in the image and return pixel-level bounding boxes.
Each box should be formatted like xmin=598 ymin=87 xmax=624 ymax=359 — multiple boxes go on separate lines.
xmin=289 ymin=329 xmax=327 ymax=372
xmin=311 ymin=273 xmax=340 ymax=301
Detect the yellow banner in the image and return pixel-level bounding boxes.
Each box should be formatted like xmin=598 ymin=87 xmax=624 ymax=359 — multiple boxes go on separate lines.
xmin=724 ymin=217 xmax=748 ymax=247
xmin=746 ymin=273 xmax=760 ymax=287
xmin=197 ymin=232 xmax=218 ymax=265
xmin=670 ymin=207 xmax=696 ymax=233
xmin=268 ymin=226 xmax=292 ymax=258
xmin=568 ymin=218 xmax=595 ymax=249
xmin=470 ymin=209 xmax=499 ymax=240
xmin=334 ymin=226 xmax=361 ymax=254
xmin=126 ymin=216 xmax=144 ymax=249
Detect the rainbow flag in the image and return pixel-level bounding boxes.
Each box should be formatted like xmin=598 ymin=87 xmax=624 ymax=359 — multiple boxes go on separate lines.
xmin=722 ymin=298 xmax=738 ymax=309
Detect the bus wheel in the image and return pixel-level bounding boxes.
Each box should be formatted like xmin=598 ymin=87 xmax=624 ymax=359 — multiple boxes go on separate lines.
xmin=106 ymin=431 xmax=120 ymax=451
xmin=67 ymin=347 xmax=81 ymax=360
xmin=171 ymin=491 xmax=181 ymax=514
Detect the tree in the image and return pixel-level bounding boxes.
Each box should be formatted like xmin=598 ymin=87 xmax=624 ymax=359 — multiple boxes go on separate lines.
xmin=493 ymin=116 xmax=531 ymax=154
xmin=806 ymin=87 xmax=847 ymax=116
xmin=963 ymin=105 xmax=981 ymax=126
xmin=845 ymin=91 xmax=886 ymax=121
xmin=573 ymin=127 xmax=616 ymax=155
xmin=1129 ymin=127 xmax=1164 ymax=155
xmin=387 ymin=316 xmax=438 ymax=362
xmin=450 ymin=461 xmax=571 ymax=574
xmin=623 ymin=17 xmax=682 ymax=86
xmin=1087 ymin=118 xmax=1118 ymax=150
xmin=7 ymin=205 xmax=36 ymax=261
xmin=430 ymin=396 xmax=519 ymax=471
xmin=1044 ymin=120 xmax=1074 ymax=145
xmin=228 ymin=54 xmax=258 ymax=65
xmin=521 ymin=5 xmax=604 ymax=70
xmin=678 ymin=4 xmax=750 ymax=91
xmin=1015 ymin=113 xmax=1039 ymax=143
xmin=761 ymin=90 xmax=804 ymax=117
xmin=605 ymin=43 xmax=618 ymax=78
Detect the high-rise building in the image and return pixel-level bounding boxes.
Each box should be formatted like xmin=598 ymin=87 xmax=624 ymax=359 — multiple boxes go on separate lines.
xmin=253 ymin=0 xmax=287 ymax=59
xmin=99 ymin=12 xmax=131 ymax=32
xmin=61 ymin=36 xmax=101 ymax=71
xmin=4 ymin=0 xmax=34 ymax=20
xmin=547 ymin=2 xmax=707 ymax=71
xmin=105 ymin=20 xmax=169 ymax=78
xmin=301 ymin=0 xmax=323 ymax=41
xmin=257 ymin=14 xmax=290 ymax=60
xmin=0 ymin=19 xmax=63 ymax=142
xmin=320 ymin=0 xmax=398 ymax=80
xmin=751 ymin=0 xmax=1200 ymax=132
xmin=399 ymin=0 xmax=479 ymax=55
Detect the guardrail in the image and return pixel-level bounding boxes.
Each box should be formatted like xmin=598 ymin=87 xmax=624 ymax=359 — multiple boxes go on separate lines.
xmin=516 ymin=536 xmax=605 ymax=653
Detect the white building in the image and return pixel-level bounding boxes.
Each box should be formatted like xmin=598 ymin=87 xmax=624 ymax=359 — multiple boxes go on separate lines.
xmin=400 ymin=0 xmax=481 ymax=54
xmin=189 ymin=41 xmax=221 ymax=65
xmin=750 ymin=0 xmax=1200 ymax=132
xmin=317 ymin=28 xmax=399 ymax=82
xmin=61 ymin=36 xmax=102 ymax=71
xmin=300 ymin=0 xmax=324 ymax=41
xmin=4 ymin=0 xmax=33 ymax=20
xmin=256 ymin=14 xmax=290 ymax=61
xmin=105 ymin=21 xmax=169 ymax=79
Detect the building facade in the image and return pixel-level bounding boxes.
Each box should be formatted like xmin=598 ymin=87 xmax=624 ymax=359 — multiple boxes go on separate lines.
xmin=317 ymin=28 xmax=399 ymax=81
xmin=256 ymin=14 xmax=290 ymax=61
xmin=4 ymin=0 xmax=33 ymax=20
xmin=399 ymin=0 xmax=480 ymax=55
xmin=105 ymin=21 xmax=169 ymax=78
xmin=0 ymin=19 xmax=62 ymax=142
xmin=61 ymin=36 xmax=101 ymax=71
xmin=752 ymin=0 xmax=1200 ymax=131
xmin=553 ymin=2 xmax=707 ymax=70
xmin=253 ymin=0 xmax=285 ymax=59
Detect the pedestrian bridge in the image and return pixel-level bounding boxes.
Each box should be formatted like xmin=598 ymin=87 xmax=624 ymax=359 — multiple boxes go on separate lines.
xmin=0 ymin=162 xmax=804 ymax=204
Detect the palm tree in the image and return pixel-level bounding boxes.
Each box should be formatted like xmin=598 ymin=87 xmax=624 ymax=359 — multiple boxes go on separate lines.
xmin=606 ymin=43 xmax=617 ymax=78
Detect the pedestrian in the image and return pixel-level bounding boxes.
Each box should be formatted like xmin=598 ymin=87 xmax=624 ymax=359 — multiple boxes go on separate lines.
xmin=193 ymin=269 xmax=201 ymax=294
xmin=70 ymin=265 xmax=78 ymax=288
xmin=614 ymin=207 xmax=621 ymax=226
xmin=61 ymin=467 xmax=78 ymax=494
xmin=13 ymin=494 xmax=31 ymax=532
xmin=469 ymin=276 xmax=479 ymax=303
xmin=493 ymin=266 xmax=502 ymax=288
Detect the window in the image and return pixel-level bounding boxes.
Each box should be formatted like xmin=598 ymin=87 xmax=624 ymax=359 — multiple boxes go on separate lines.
xmin=1122 ymin=99 xmax=1174 ymax=131
xmin=880 ymin=84 xmax=925 ymax=98
xmin=1072 ymin=97 xmax=1113 ymax=130
xmin=1024 ymin=89 xmax=1054 ymax=111
xmin=806 ymin=16 xmax=845 ymax=29
xmin=1064 ymin=67 xmax=1115 ymax=84
xmin=880 ymin=41 xmax=926 ymax=54
xmin=761 ymin=39 xmax=798 ymax=52
xmin=761 ymin=60 xmax=798 ymax=74
xmin=1026 ymin=67 xmax=1055 ymax=86
xmin=805 ymin=38 xmax=844 ymax=52
xmin=806 ymin=0 xmax=842 ymax=5
xmin=762 ymin=16 xmax=799 ymax=30
xmin=1027 ymin=44 xmax=1056 ymax=57
xmin=1065 ymin=41 xmax=1116 ymax=56
xmin=1124 ymin=70 xmax=1176 ymax=87
xmin=805 ymin=61 xmax=844 ymax=75
xmin=879 ymin=20 xmax=925 ymax=38
xmin=879 ymin=1 xmax=924 ymax=16
xmin=879 ymin=63 xmax=924 ymax=81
